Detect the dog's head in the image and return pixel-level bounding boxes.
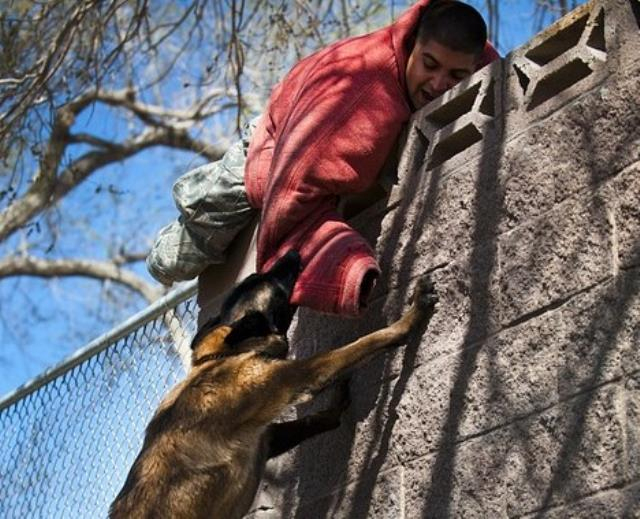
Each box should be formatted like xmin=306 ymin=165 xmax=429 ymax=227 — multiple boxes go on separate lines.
xmin=191 ymin=250 xmax=302 ymax=365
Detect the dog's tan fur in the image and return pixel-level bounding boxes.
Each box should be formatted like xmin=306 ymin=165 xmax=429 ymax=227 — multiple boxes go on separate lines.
xmin=109 ymin=276 xmax=436 ymax=519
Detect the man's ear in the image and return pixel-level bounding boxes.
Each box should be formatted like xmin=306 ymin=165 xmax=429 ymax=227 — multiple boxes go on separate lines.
xmin=225 ymin=311 xmax=273 ymax=346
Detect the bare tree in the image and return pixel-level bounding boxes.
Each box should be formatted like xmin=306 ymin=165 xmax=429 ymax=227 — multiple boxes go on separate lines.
xmin=0 ymin=0 xmax=397 ymax=383
xmin=0 ymin=0 xmax=582 ymax=387
xmin=532 ymin=0 xmax=581 ymax=30
xmin=481 ymin=0 xmax=577 ymax=50
xmin=1 ymin=1 xmax=227 ymax=294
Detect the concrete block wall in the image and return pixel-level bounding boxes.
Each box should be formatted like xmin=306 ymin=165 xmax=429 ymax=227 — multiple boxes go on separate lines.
xmin=201 ymin=0 xmax=640 ymax=516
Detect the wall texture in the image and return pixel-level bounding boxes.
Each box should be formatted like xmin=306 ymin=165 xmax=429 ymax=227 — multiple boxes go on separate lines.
xmin=202 ymin=0 xmax=640 ymax=516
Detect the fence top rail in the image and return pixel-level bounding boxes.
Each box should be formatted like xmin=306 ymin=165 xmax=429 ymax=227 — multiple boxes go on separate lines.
xmin=0 ymin=280 xmax=198 ymax=413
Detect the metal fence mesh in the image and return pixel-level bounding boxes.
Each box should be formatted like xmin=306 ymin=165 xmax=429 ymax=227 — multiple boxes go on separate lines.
xmin=0 ymin=287 xmax=199 ymax=519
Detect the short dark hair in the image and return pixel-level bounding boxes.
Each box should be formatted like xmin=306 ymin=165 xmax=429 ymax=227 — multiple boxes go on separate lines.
xmin=417 ymin=0 xmax=488 ymax=57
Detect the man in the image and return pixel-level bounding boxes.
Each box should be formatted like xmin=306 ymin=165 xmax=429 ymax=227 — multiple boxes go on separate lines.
xmin=147 ymin=0 xmax=499 ymax=315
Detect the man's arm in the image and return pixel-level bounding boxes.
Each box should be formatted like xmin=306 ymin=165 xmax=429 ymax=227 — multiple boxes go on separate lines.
xmin=244 ymin=41 xmax=409 ymax=314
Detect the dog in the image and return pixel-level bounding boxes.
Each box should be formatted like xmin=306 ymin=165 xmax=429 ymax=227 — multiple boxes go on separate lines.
xmin=109 ymin=250 xmax=437 ymax=519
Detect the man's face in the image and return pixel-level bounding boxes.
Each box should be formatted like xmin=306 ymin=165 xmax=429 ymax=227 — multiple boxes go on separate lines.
xmin=405 ymin=38 xmax=478 ymax=110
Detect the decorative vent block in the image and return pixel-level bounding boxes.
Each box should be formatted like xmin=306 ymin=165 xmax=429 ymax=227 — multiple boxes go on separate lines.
xmin=511 ymin=4 xmax=607 ymax=111
xmin=417 ymin=73 xmax=497 ymax=171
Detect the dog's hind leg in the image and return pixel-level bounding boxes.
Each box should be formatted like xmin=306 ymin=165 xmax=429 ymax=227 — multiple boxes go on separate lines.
xmin=266 ymin=379 xmax=350 ymax=458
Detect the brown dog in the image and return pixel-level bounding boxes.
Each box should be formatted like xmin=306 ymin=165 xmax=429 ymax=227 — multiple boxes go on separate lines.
xmin=109 ymin=250 xmax=437 ymax=519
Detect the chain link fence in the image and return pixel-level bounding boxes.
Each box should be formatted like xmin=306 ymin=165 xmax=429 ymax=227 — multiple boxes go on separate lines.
xmin=0 ymin=282 xmax=199 ymax=519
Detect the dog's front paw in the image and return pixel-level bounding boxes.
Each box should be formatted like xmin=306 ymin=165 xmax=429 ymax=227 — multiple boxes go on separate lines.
xmin=413 ymin=275 xmax=438 ymax=312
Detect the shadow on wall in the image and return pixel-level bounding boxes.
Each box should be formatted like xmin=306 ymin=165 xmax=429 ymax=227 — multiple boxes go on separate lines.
xmin=257 ymin=1 xmax=640 ymax=516
xmin=280 ymin=202 xmax=399 ymax=519
xmin=274 ymin=56 xmax=507 ymax=517
xmin=528 ymin=64 xmax=640 ymax=514
xmin=411 ymin=67 xmax=506 ymax=519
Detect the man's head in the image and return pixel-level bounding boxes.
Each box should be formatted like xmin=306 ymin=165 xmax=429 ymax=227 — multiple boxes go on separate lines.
xmin=406 ymin=0 xmax=488 ymax=110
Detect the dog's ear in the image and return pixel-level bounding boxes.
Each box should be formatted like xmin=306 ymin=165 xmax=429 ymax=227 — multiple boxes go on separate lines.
xmin=225 ymin=311 xmax=273 ymax=347
xmin=191 ymin=316 xmax=221 ymax=350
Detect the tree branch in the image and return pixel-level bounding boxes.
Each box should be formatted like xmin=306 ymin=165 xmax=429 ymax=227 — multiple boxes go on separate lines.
xmin=0 ymin=118 xmax=225 ymax=244
xmin=112 ymin=250 xmax=150 ymax=265
xmin=0 ymin=103 xmax=76 ymax=242
xmin=0 ymin=1 xmax=98 ymax=137
xmin=0 ymin=254 xmax=163 ymax=303
xmin=75 ymin=88 xmax=229 ymax=128
xmin=53 ymin=125 xmax=224 ymax=199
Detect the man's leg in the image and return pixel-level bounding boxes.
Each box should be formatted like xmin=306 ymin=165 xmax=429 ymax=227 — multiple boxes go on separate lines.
xmin=147 ymin=119 xmax=259 ymax=284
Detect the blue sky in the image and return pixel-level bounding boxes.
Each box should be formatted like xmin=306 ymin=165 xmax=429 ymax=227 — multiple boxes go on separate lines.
xmin=0 ymin=0 xmax=587 ymax=399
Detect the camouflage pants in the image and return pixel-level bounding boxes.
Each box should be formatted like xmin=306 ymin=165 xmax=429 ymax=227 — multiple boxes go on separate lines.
xmin=146 ymin=120 xmax=258 ymax=285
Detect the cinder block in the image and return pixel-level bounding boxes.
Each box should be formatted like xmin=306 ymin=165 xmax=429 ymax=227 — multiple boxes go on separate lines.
xmin=498 ymin=73 xmax=640 ymax=233
xmin=294 ymin=467 xmax=404 ymax=519
xmin=631 ymin=0 xmax=640 ymax=30
xmin=506 ymin=384 xmax=626 ymax=513
xmin=518 ymin=481 xmax=640 ymax=518
xmin=503 ymin=0 xmax=610 ymax=129
xmin=556 ymin=273 xmax=637 ymax=397
xmin=405 ymin=437 xmax=509 ymax=519
xmin=520 ymin=487 xmax=626 ymax=518
xmin=378 ymin=167 xmax=445 ymax=280
xmin=607 ymin=0 xmax=640 ymax=71
xmin=338 ymin=279 xmax=634 ymax=469
xmin=457 ymin=311 xmax=561 ymax=438
xmin=621 ymin=480 xmax=640 ymax=516
xmin=395 ymin=117 xmax=429 ymax=190
xmin=625 ymin=373 xmax=640 ymax=482
xmin=381 ymin=77 xmax=639 ymax=307
xmin=498 ymin=190 xmax=614 ymax=325
xmin=289 ymin=349 xmax=456 ymax=493
xmin=619 ymin=268 xmax=640 ymax=374
xmin=614 ymin=163 xmax=640 ymax=269
xmin=410 ymin=60 xmax=504 ymax=176
xmin=498 ymin=127 xmax=557 ymax=232
xmin=405 ymin=384 xmax=626 ymax=517
xmin=571 ymin=75 xmax=640 ymax=178
xmin=378 ymin=150 xmax=502 ymax=290
xmin=396 ymin=270 xmax=635 ymax=447
xmin=367 ymin=248 xmax=501 ymax=369
xmin=272 ymin=183 xmax=639 ymax=519
xmin=420 ymin=246 xmax=501 ymax=359
xmin=389 ymin=354 xmax=458 ymax=464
